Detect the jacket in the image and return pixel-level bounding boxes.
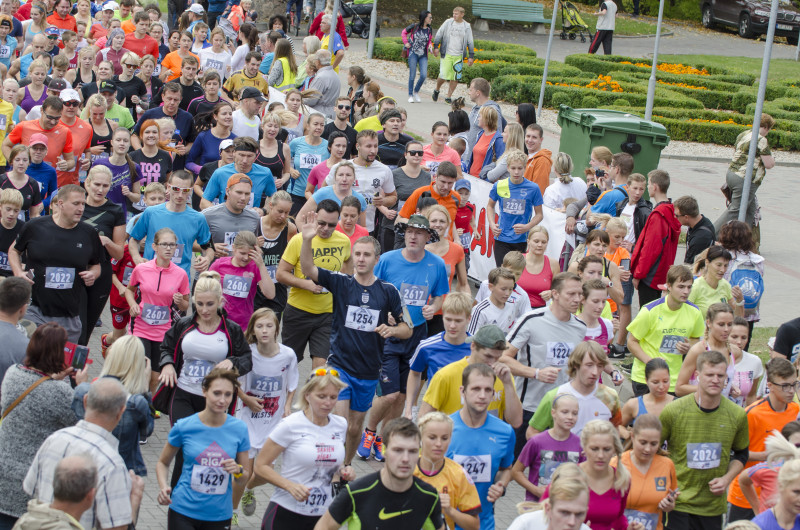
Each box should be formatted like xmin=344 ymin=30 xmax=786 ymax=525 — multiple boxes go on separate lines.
xmin=433 ymin=18 xmax=474 ymax=59
xmin=469 ymin=129 xmax=505 ymax=176
xmin=401 ymin=23 xmax=433 ymax=57
xmin=524 ymin=149 xmax=552 ymax=196
xmin=11 ymin=499 xmax=82 ymax=530
xmin=630 ymin=200 xmax=681 ymax=289
xmin=615 ymin=196 xmax=653 ymax=241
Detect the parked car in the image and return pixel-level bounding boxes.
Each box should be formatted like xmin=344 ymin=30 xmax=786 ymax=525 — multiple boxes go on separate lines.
xmin=700 ymin=0 xmax=800 ymax=43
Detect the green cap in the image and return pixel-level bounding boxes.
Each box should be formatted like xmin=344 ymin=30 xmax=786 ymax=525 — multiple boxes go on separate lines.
xmin=467 ymin=325 xmax=507 ymax=349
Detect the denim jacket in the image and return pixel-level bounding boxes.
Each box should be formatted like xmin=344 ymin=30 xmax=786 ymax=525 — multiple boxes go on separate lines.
xmin=72 ymin=382 xmax=154 ymax=476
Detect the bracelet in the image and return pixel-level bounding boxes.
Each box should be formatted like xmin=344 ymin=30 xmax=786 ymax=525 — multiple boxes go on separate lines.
xmin=534 ymin=368 xmax=539 ymax=380
xmin=734 ymin=299 xmax=745 ymax=306
xmin=499 ymin=483 xmax=507 ymax=497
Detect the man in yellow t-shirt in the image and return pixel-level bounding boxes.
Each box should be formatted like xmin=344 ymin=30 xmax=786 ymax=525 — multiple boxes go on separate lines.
xmin=0 ymin=94 xmax=13 ymax=167
xmin=419 ymin=325 xmax=522 ymax=428
xmin=277 ymin=199 xmax=351 ymax=367
xmin=223 ymin=52 xmax=270 ymax=100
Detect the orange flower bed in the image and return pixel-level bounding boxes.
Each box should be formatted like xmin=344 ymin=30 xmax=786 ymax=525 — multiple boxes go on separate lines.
xmin=657 ymin=80 xmax=708 ymax=90
xmin=619 ymin=60 xmax=710 ymax=76
xmin=547 ymin=75 xmax=624 ymax=92
xmin=687 ymin=118 xmax=751 ymax=125
xmin=473 ymin=59 xmax=494 ymax=64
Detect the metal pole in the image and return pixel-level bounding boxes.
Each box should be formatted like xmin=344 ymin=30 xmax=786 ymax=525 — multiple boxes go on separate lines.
xmin=537 ymin=0 xmax=559 ymax=119
xmin=644 ymin=0 xmax=665 ymax=120
xmin=330 ymin=0 xmax=339 ymax=42
xmin=740 ymin=0 xmax=778 ymax=222
xmin=428 ymin=0 xmax=431 ymax=12
xmin=795 ymin=26 xmax=800 ymax=60
xmin=367 ymin=0 xmax=378 ymax=58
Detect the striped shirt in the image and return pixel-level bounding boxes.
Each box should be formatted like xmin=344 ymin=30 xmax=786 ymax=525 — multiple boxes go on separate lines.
xmin=24 ymin=420 xmax=133 ymax=530
xmin=409 ymin=331 xmax=471 ymax=380
xmin=469 ymin=296 xmax=527 ymax=334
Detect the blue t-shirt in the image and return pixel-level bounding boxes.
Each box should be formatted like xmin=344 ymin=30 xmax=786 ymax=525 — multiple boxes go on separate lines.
xmin=133 ymin=107 xmax=195 ymax=170
xmin=187 ymin=130 xmax=236 ymax=168
xmin=322 ymin=32 xmax=345 ymax=56
xmin=317 ymin=267 xmax=404 ymax=379
xmin=167 ymin=413 xmax=249 ymax=522
xmin=374 ymin=249 xmax=449 ymax=328
xmin=311 ymin=186 xmax=368 ymax=212
xmin=409 ymin=331 xmax=471 ymax=380
xmin=752 ymin=509 xmax=800 ymax=530
xmin=590 ymin=185 xmax=628 ymax=215
xmin=202 ymin=162 xmax=277 ymax=209
xmin=489 ymin=178 xmax=543 ymax=244
xmin=27 ymin=161 xmax=57 ymax=208
xmin=259 ymin=51 xmax=274 ymax=75
xmin=128 ymin=203 xmax=211 ymax=277
xmin=448 ymin=412 xmax=515 ymax=530
xmin=19 ymin=53 xmax=33 ymax=79
xmin=289 ymin=137 xmax=329 ymax=198
xmin=0 ymin=35 xmax=18 ymax=69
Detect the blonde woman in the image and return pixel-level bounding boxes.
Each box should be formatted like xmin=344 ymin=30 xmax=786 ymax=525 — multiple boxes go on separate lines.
xmin=752 ymin=451 xmax=800 ymax=528
xmin=544 ymin=152 xmax=588 ymax=210
xmin=17 ymin=58 xmax=47 ymax=112
xmin=518 ymin=225 xmax=560 ymax=308
xmin=84 ymin=94 xmax=117 ymax=161
xmin=468 ymin=105 xmax=505 ymax=178
xmin=73 ymin=0 xmax=92 ymax=37
xmin=116 ymin=51 xmax=146 ymax=112
xmin=484 ymin=122 xmax=524 ymax=182
xmin=508 ymin=463 xmax=592 ymax=530
xmin=296 ymin=34 xmax=320 ymax=85
xmin=73 ymin=335 xmax=155 ymax=474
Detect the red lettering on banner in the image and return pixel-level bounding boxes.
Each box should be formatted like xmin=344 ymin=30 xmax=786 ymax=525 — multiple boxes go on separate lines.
xmin=472 ymin=207 xmax=497 ymax=259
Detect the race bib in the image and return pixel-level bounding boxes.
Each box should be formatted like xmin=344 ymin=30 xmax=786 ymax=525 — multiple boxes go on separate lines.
xmin=459 ymin=232 xmax=472 ymax=248
xmin=454 ymin=454 xmax=492 ymax=483
xmin=400 ymin=282 xmax=428 ymax=307
xmin=0 ymin=251 xmax=9 ymax=271
xmin=141 ymin=303 xmax=170 ymax=326
xmin=686 ymin=442 xmax=722 ymax=470
xmin=625 ymin=509 xmax=658 ymax=530
xmin=122 ymin=265 xmax=133 ymax=286
xmin=190 ymin=465 xmax=229 ymax=495
xmin=426 ymin=161 xmax=441 ymax=175
xmin=345 ymin=305 xmax=379 ymax=332
xmin=0 ymin=45 xmax=11 ymax=59
xmin=206 ymin=59 xmax=224 ymax=71
xmin=0 ymin=114 xmax=7 ymax=131
xmin=183 ymin=359 xmax=215 ymax=386
xmin=546 ymin=341 xmax=574 ymax=367
xmin=299 ymin=153 xmax=322 ymax=170
xmin=301 ymin=486 xmax=329 ymax=515
xmin=659 ymin=334 xmax=686 ymax=355
xmin=266 ymin=264 xmax=277 ymax=282
xmin=223 ymin=274 xmax=253 ymax=298
xmin=44 ymin=267 xmax=75 ymax=289
xmin=171 ymin=243 xmax=185 ymax=264
xmin=502 ymin=198 xmax=525 ymax=215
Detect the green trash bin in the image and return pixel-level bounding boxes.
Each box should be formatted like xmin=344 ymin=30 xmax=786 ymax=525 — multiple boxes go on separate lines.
xmin=556 ymin=105 xmax=670 ymax=184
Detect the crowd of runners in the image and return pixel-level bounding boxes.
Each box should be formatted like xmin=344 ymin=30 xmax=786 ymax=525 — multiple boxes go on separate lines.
xmin=0 ymin=0 xmax=792 ymax=529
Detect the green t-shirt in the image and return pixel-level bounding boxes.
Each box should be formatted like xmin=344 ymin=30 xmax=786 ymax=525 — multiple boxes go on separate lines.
xmin=660 ymin=395 xmax=749 ymax=516
xmin=688 ymin=276 xmax=732 ymax=321
xmin=627 ymin=297 xmax=705 ymax=390
xmin=105 ymin=103 xmax=135 ymax=131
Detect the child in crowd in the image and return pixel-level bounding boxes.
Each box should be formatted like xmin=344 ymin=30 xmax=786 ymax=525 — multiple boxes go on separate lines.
xmin=728 ymin=316 xmax=765 ymax=407
xmin=104 ymin=242 xmax=137 ymax=356
xmin=475 ymin=250 xmax=531 ymax=309
xmin=335 ymin=195 xmax=368 ymax=248
xmin=453 ymin=179 xmax=475 ymax=271
xmin=469 ymin=267 xmax=527 ymax=334
xmin=124 ymin=182 xmax=167 ymax=238
xmin=604 ymin=217 xmax=632 ymax=357
xmin=578 ymin=278 xmax=616 ymax=354
xmin=448 ymin=137 xmax=468 ymax=172
xmin=0 ymin=189 xmax=23 ymax=278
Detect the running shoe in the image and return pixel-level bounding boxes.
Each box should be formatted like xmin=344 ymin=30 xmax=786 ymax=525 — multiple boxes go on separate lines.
xmin=445 ymin=97 xmax=453 ymax=105
xmin=231 ymin=512 xmax=239 ymax=529
xmin=373 ymin=435 xmax=385 ymax=462
xmin=241 ymin=489 xmax=256 ymax=516
xmin=432 ymin=89 xmax=440 ymax=102
xmin=101 ymin=334 xmax=110 ymax=359
xmin=408 ymin=96 xmax=414 ymax=103
xmin=356 ymin=429 xmax=375 ymax=460
xmin=620 ymin=361 xmax=633 ymax=375
xmin=608 ymin=344 xmax=627 ymax=359
xmin=413 ymin=93 xmax=421 ymax=103
xmin=139 ymin=438 xmax=147 ymax=445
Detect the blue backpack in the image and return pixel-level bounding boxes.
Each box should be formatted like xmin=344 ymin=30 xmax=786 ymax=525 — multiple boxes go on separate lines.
xmin=729 ymin=257 xmax=764 ymax=310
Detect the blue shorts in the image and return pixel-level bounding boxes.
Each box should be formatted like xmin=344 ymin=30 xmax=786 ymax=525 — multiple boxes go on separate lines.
xmin=334 ymin=367 xmax=379 ymax=413
xmin=622 ymin=278 xmax=634 ymax=306
xmin=379 ymin=323 xmax=427 ymax=395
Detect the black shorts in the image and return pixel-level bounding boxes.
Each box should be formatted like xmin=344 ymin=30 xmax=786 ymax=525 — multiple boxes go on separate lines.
xmin=261 ymin=501 xmax=320 ymax=530
xmin=168 ymin=509 xmax=230 ymax=530
xmin=281 ymin=304 xmax=332 ymax=362
xmin=379 ymin=324 xmax=427 ymax=395
xmin=140 ymin=337 xmax=163 ymax=370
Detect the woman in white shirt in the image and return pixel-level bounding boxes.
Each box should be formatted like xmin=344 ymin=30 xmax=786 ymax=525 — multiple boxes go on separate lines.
xmin=543 ymin=152 xmax=587 ymax=210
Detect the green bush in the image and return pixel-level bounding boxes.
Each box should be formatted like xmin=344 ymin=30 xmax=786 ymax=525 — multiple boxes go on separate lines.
xmin=609 ymin=71 xmax=734 ymax=109
xmin=565 ymin=54 xmax=755 ymax=84
xmin=613 ymin=98 xmax=631 ymax=107
xmin=609 ymin=69 xmax=743 ymax=92
xmin=581 ymin=95 xmax=600 ymax=108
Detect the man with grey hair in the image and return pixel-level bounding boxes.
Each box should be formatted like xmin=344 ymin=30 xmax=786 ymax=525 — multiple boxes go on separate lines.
xmin=24 ymin=378 xmax=144 ymax=530
xmin=15 ymin=455 xmax=97 ymax=529
xmin=304 ymin=49 xmax=341 ymax=119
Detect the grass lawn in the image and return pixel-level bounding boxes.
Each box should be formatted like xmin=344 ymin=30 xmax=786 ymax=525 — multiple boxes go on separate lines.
xmin=751 ymin=326 xmax=776 ymax=364
xmin=660 ymin=54 xmax=800 ymax=82
xmin=544 ymin=5 xmax=658 ymax=35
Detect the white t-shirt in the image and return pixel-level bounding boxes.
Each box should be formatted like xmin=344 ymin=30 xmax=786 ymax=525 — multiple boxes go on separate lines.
xmin=177 ymin=328 xmax=229 ymax=395
xmin=620 ymin=202 xmax=637 ymax=243
xmin=325 ymin=160 xmax=395 ymax=232
xmin=445 ymin=20 xmax=467 ymax=56
xmin=476 ymin=280 xmax=532 ymax=310
xmin=543 ymin=179 xmax=588 ymax=210
xmin=232 ymin=109 xmax=260 ymax=141
xmin=236 ymin=344 xmax=299 ymax=449
xmin=199 ymin=48 xmax=233 ymax=80
xmin=268 ymin=411 xmax=347 ymax=516
xmin=469 ymin=296 xmax=527 ymax=334
xmin=583 ymin=316 xmax=614 ymax=352
xmin=554 ymin=381 xmax=613 ymax=435
xmin=729 ymin=351 xmax=765 ymax=407
xmin=508 ymin=510 xmax=591 ymax=530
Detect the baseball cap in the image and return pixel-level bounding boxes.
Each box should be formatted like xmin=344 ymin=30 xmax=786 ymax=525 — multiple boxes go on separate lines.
xmin=187 ymin=3 xmax=204 ymax=14
xmin=226 ymin=173 xmax=252 ymax=189
xmin=102 ymin=1 xmax=119 ymax=10
xmin=45 ymin=26 xmax=60 ymax=37
xmin=466 ymin=325 xmax=508 ymax=349
xmin=454 ymin=179 xmax=471 ymax=192
xmin=48 ymin=78 xmax=67 ymax=92
xmin=219 ymin=139 xmax=234 ymax=152
xmin=59 ymin=88 xmax=80 ymax=102
xmin=240 ymin=86 xmax=266 ymax=102
xmin=98 ymin=80 xmax=117 ymax=93
xmin=30 ymin=134 xmax=48 ymax=148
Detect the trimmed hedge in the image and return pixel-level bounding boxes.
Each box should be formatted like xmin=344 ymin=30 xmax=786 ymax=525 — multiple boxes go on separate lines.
xmin=565 ymin=54 xmax=755 ymax=85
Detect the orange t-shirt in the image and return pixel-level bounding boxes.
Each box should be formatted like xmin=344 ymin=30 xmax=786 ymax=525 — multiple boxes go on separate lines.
xmin=121 ymin=19 xmax=135 ymax=34
xmin=605 ymin=246 xmax=630 ymax=313
xmin=161 ymin=51 xmax=200 ymax=81
xmin=58 ymin=118 xmax=93 ymax=187
xmin=614 ymin=451 xmax=677 ymax=530
xmin=728 ymin=397 xmax=800 ymax=508
xmin=336 ymin=223 xmax=368 ymax=249
xmin=47 ymin=13 xmax=77 ymax=33
xmin=431 ymin=241 xmax=462 ymax=314
xmin=398 ymin=184 xmax=461 ymax=241
xmin=7 ymin=121 xmax=73 ymax=170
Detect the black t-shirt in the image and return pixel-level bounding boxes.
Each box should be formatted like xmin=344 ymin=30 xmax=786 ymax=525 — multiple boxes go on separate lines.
xmin=113 ymin=75 xmax=147 ymax=111
xmin=0 ymin=220 xmax=23 ymax=277
xmin=328 ymin=472 xmax=443 ymax=530
xmin=322 ymin=121 xmax=357 ymax=160
xmin=0 ymin=176 xmax=42 ymax=220
xmin=685 ymin=215 xmax=716 ymax=264
xmin=130 ymin=149 xmax=173 ymax=185
xmin=82 ymin=201 xmax=126 ymax=260
xmin=80 ymin=82 xmax=126 ymax=105
xmin=15 ymin=216 xmax=103 ymax=317
xmin=152 ymin=80 xmax=205 ymax=112
xmin=377 ymin=132 xmax=413 ymax=170
xmin=774 ymin=317 xmax=800 ymax=362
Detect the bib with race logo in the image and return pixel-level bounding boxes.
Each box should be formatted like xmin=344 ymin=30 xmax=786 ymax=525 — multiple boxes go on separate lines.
xmin=0 ymin=251 xmax=9 ymax=271
xmin=659 ymin=334 xmax=686 ymax=355
xmin=141 ymin=303 xmax=170 ymax=326
xmin=265 ymin=265 xmax=277 ymax=282
xmin=223 ymin=274 xmax=253 ymax=298
xmin=459 ymin=232 xmax=472 ymax=248
xmin=502 ymin=198 xmax=526 ymax=215
xmin=299 ymin=153 xmax=322 ymax=170
xmin=191 ymin=465 xmax=229 ymax=495
xmin=400 ymin=282 xmax=428 ymax=307
xmin=345 ymin=305 xmax=380 ymax=332
xmin=44 ymin=267 xmax=75 ymax=289
xmin=625 ymin=509 xmax=658 ymax=530
xmin=454 ymin=454 xmax=492 ymax=483
xmin=300 ymin=486 xmax=329 ymax=516
xmin=183 ymin=359 xmax=215 ymax=386
xmin=546 ymin=341 xmax=574 ymax=367
xmin=686 ymin=442 xmax=722 ymax=470
xmin=171 ymin=243 xmax=185 ymax=264
xmin=224 ymin=232 xmax=238 ymax=251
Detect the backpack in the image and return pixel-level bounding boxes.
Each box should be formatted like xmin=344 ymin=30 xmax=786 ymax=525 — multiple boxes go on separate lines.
xmin=729 ymin=256 xmax=764 ymax=310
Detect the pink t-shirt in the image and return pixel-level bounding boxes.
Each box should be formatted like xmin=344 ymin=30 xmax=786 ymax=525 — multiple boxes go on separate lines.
xmin=209 ymin=257 xmax=262 ymax=330
xmin=128 ymin=260 xmax=190 ymax=341
xmin=307 ymin=161 xmax=332 ymax=193
xmin=748 ymin=461 xmax=782 ymax=513
xmin=336 ymin=223 xmax=369 ymax=248
xmin=543 ymin=471 xmax=629 ymax=530
xmin=422 ymin=144 xmax=461 ymax=176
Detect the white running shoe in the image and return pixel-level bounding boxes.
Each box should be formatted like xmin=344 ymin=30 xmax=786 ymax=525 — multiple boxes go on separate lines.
xmin=408 ymin=96 xmax=414 ymax=103
xmin=413 ymin=93 xmax=421 ymax=103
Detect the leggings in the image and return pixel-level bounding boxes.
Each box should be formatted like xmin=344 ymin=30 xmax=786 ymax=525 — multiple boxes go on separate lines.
xmin=168 ymin=509 xmax=230 ymax=530
xmin=169 ymin=386 xmax=207 ymax=488
xmin=261 ymin=502 xmax=320 ymax=530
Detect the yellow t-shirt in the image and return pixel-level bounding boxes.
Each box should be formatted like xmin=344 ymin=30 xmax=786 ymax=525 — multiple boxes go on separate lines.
xmin=688 ymin=276 xmax=732 ymax=320
xmin=0 ymin=99 xmax=13 ymax=166
xmin=414 ymin=458 xmax=482 ymax=530
xmin=577 ymin=300 xmax=613 ymax=321
xmin=223 ymin=71 xmax=271 ymax=99
xmin=354 ymin=115 xmax=381 ymax=132
xmin=281 ymin=232 xmax=350 ymax=314
xmin=423 ymin=357 xmax=512 ymax=420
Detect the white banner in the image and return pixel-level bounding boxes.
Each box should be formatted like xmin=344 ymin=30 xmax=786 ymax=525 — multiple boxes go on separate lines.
xmin=464 ymin=175 xmax=568 ymax=282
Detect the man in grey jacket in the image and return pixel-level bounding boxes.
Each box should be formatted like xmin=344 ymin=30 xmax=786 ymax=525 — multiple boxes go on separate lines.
xmin=432 ymin=6 xmax=474 ymax=105
xmin=464 ymin=77 xmax=505 ymax=163
xmin=305 ymin=49 xmax=341 ymax=119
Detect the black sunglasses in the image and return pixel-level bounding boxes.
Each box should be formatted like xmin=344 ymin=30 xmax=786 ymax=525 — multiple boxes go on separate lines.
xmin=337 ymin=104 xmax=351 ymax=110
xmin=406 ymin=150 xmax=423 ymax=156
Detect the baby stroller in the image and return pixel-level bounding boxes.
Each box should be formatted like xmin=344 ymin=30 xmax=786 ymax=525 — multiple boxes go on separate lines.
xmin=560 ymin=1 xmax=589 ymax=42
xmin=340 ymin=0 xmax=380 ymax=39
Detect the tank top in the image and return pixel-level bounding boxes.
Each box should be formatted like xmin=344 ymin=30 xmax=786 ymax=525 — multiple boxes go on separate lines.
xmin=74 ymin=68 xmax=96 ymax=90
xmin=636 ymin=395 xmax=648 ymax=419
xmin=255 ymin=220 xmax=290 ymax=314
xmin=24 ymin=25 xmax=43 ymax=49
xmin=584 ymin=317 xmax=613 ymax=353
xmin=67 ymin=51 xmax=78 ymax=70
xmin=20 ymin=85 xmax=46 ymax=113
xmin=518 ymin=255 xmax=553 ymax=308
xmin=90 ymin=119 xmax=114 ymax=161
xmin=256 ymin=140 xmax=286 ymax=187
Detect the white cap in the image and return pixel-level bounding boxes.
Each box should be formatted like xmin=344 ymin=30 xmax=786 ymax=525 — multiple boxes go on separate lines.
xmin=187 ymin=3 xmax=204 ymax=14
xmin=59 ymin=88 xmax=80 ymax=103
xmin=103 ymin=1 xmax=119 ymax=10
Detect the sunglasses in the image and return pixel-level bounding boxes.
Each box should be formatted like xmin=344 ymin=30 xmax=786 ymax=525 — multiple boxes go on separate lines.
xmin=169 ymin=186 xmax=192 ymax=193
xmin=47 ymin=35 xmax=58 ymax=39
xmin=63 ymin=100 xmax=80 ymax=107
xmin=317 ymin=220 xmax=337 ymax=228
xmin=312 ymin=368 xmax=339 ymax=378
xmin=124 ymin=63 xmax=138 ymax=68
xmin=44 ymin=113 xmax=60 ymax=122
xmin=337 ymin=104 xmax=351 ymax=110
xmin=406 ymin=150 xmax=423 ymax=156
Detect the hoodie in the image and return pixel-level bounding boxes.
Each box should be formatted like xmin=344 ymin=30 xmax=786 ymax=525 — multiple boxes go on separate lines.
xmin=631 ymin=200 xmax=680 ymax=289
xmin=12 ymin=499 xmax=83 ymax=530
xmin=524 ymin=149 xmax=553 ymax=196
